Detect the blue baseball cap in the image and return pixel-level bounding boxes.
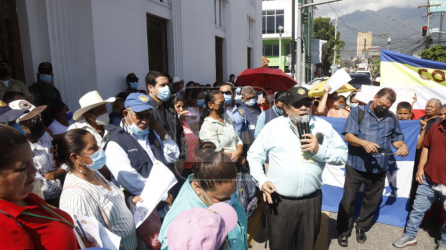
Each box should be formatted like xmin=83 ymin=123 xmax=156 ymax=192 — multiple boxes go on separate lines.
xmin=125 ymin=93 xmax=154 ymax=112
xmin=0 ymin=100 xmax=26 ymax=123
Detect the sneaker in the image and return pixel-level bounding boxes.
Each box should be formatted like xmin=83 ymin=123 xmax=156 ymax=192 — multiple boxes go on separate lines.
xmin=393 ymin=234 xmax=417 ymax=248
xmin=435 ymin=241 xmax=446 ymax=250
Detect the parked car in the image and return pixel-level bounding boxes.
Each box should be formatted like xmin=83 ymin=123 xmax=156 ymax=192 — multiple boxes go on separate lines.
xmin=355 ymin=70 xmax=373 ymax=81
xmin=348 ymin=73 xmax=373 ymax=89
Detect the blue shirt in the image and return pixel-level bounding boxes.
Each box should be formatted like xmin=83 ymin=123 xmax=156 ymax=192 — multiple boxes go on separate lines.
xmin=225 ymin=102 xmax=244 ymax=138
xmin=248 ymin=116 xmax=348 ymax=197
xmin=342 ymin=102 xmax=405 ymax=173
xmin=240 ymin=104 xmax=260 ymax=145
xmin=158 ymin=175 xmax=248 ymax=250
xmin=254 ymin=105 xmax=279 ymax=139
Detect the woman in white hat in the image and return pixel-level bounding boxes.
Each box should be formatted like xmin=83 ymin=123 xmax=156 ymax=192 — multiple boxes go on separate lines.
xmin=68 ymin=91 xmax=118 ymax=148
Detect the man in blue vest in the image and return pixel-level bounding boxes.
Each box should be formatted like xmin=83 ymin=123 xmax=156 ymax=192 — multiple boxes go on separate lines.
xmin=254 ymin=90 xmax=288 ymax=139
xmin=240 ymin=86 xmax=260 ymax=156
xmin=105 ymin=93 xmax=180 ymax=213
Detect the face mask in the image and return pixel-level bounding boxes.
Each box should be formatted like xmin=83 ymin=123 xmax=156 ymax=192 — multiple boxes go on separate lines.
xmin=246 ymin=99 xmax=256 ymax=107
xmin=157 ymin=85 xmax=171 ymax=101
xmin=10 ymin=122 xmax=25 ymax=135
xmin=202 ymin=190 xmax=214 ymax=207
xmin=276 ymin=106 xmax=284 ymax=115
xmin=197 ymin=99 xmax=205 ymax=107
xmin=350 ymin=103 xmax=359 ymax=108
xmin=126 ymin=114 xmax=149 ymax=137
xmin=0 ymin=68 xmax=8 ymax=79
xmin=374 ymin=105 xmax=389 ymax=116
xmin=39 ymin=74 xmax=52 ymax=83
xmin=338 ymin=105 xmax=345 ymax=109
xmin=130 ymin=82 xmax=138 ymax=90
xmin=80 ymin=149 xmax=106 ymax=171
xmin=235 ymin=87 xmax=242 ymax=95
xmin=224 ymin=94 xmax=232 ymax=104
xmin=89 ymin=113 xmax=110 ymax=126
xmin=314 ymin=101 xmax=320 ymax=107
xmin=177 ymin=92 xmax=183 ymax=98
xmin=215 ymin=102 xmax=226 ymax=116
xmin=28 ymin=122 xmax=46 ymax=140
xmin=65 ymin=111 xmax=73 ymax=121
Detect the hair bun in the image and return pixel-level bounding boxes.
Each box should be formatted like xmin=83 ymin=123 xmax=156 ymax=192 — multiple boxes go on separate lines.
xmin=195 ymin=141 xmax=217 ymax=163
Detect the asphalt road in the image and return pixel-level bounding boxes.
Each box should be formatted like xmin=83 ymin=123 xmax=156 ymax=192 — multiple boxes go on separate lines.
xmin=249 ymin=209 xmax=441 ymax=250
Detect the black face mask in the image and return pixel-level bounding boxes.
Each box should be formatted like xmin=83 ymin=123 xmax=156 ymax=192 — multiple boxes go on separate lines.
xmin=374 ymin=105 xmax=389 ymax=116
xmin=27 ymin=122 xmax=46 ymax=140
xmin=314 ymin=101 xmax=320 ymax=107
xmin=216 ymin=103 xmax=226 ymax=116
xmin=0 ymin=68 xmax=8 ymax=79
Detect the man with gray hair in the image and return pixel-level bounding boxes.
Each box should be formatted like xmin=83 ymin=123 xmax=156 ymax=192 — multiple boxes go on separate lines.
xmin=409 ymin=98 xmax=442 ymax=202
xmin=240 ymin=86 xmax=261 ymax=155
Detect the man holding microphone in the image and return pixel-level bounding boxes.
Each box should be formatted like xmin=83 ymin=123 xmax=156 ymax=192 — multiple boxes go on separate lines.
xmin=248 ymin=86 xmax=348 ymax=250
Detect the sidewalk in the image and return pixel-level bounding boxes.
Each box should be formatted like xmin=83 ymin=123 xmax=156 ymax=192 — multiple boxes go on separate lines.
xmin=250 ymin=210 xmax=440 ymax=250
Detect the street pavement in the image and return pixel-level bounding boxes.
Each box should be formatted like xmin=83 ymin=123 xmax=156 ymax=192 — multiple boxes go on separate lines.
xmin=249 ymin=206 xmax=441 ymax=250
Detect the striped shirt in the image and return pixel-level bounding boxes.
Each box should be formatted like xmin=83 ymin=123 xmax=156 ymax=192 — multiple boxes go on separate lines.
xmin=31 ymin=132 xmax=68 ymax=200
xmin=60 ymin=171 xmax=137 ymax=250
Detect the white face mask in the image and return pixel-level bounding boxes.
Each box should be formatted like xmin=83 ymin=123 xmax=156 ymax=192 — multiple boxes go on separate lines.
xmin=89 ymin=113 xmax=110 ymax=126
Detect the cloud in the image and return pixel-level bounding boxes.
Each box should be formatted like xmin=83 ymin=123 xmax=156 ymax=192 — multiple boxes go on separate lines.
xmin=314 ymin=0 xmax=427 ymax=18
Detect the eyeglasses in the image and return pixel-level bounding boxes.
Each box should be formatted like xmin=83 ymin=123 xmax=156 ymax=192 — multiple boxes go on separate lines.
xmin=292 ymin=99 xmax=313 ymax=108
xmin=313 ymin=97 xmax=321 ymax=101
xmin=244 ymin=96 xmax=256 ymax=101
xmin=23 ymin=114 xmax=42 ymax=124
xmin=220 ymin=91 xmax=232 ymax=95
xmin=130 ymin=110 xmax=153 ymax=121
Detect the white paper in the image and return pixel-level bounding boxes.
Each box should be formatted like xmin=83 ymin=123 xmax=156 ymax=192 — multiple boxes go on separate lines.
xmin=354 ymin=86 xmax=416 ymax=112
xmin=133 ymin=160 xmax=177 ymax=228
xmin=325 ymin=68 xmax=352 ymax=94
xmin=74 ymin=215 xmax=121 ymax=250
xmin=257 ymin=93 xmax=263 ymax=104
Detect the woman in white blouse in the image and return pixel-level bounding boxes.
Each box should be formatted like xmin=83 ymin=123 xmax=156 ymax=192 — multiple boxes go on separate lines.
xmin=199 ymin=90 xmax=244 ymax=164
xmin=55 ymin=129 xmax=140 ymax=250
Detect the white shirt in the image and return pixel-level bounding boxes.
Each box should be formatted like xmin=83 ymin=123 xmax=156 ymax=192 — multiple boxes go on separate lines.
xmin=105 ymin=122 xmax=180 ymax=195
xmin=48 ymin=119 xmax=69 ymax=135
xmin=60 ymin=171 xmax=137 ymax=250
xmin=31 ymin=132 xmax=69 ymax=200
xmin=67 ymin=118 xmax=119 ymax=148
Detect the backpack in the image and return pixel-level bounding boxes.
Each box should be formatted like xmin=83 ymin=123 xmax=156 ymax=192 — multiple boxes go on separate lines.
xmin=236 ymin=165 xmax=258 ymax=219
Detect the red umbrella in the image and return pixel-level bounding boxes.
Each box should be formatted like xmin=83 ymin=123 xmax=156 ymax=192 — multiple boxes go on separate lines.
xmin=235 ymin=67 xmax=297 ymax=92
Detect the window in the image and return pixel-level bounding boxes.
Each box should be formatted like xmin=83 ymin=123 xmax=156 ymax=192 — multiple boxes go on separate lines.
xmin=215 ymin=0 xmax=224 ymax=27
xmin=262 ymin=44 xmax=279 ymax=57
xmin=215 ymin=37 xmax=224 ymax=82
xmin=262 ymin=10 xmax=284 ymax=34
xmin=147 ymin=14 xmax=168 ymax=72
xmin=247 ymin=47 xmax=252 ymax=69
xmin=248 ymin=17 xmax=254 ymax=40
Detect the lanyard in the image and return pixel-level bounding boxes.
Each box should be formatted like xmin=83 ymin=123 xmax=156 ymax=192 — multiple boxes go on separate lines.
xmin=21 ymin=203 xmax=74 ymax=228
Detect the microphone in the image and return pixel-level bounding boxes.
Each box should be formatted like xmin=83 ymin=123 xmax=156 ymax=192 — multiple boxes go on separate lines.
xmin=295 ymin=116 xmax=304 ymax=140
xmin=302 ymin=115 xmax=311 ymax=136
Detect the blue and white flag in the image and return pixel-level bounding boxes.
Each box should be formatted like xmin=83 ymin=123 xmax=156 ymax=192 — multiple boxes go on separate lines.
xmin=319 ymin=117 xmax=419 ymax=228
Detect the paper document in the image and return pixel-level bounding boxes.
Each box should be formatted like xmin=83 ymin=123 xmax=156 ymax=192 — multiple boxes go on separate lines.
xmin=74 ymin=215 xmax=121 ymax=250
xmin=257 ymin=93 xmax=263 ymax=104
xmin=325 ymin=68 xmax=352 ymax=94
xmin=134 ymin=160 xmax=177 ymax=228
xmin=354 ymin=86 xmax=416 ymax=112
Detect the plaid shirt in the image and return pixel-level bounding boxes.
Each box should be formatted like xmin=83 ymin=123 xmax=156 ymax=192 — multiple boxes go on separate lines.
xmin=342 ymin=102 xmax=405 ymax=173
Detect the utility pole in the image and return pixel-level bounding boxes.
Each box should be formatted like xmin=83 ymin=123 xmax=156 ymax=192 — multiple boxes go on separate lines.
xmin=388 ymin=35 xmax=391 ymax=50
xmin=441 ymin=12 xmax=444 ymax=45
xmin=296 ymin=0 xmax=342 ymax=85
xmin=291 ymin=0 xmax=295 ymax=79
xmin=278 ymin=26 xmax=284 ymax=70
xmin=332 ymin=17 xmax=338 ymax=73
xmin=419 ymin=2 xmax=440 ymax=49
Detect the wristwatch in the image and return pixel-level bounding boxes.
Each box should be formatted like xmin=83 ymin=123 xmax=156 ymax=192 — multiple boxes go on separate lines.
xmin=161 ymin=133 xmax=169 ymax=141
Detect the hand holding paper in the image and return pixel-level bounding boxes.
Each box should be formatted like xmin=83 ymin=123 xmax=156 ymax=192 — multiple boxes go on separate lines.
xmin=325 ymin=68 xmax=352 ymax=94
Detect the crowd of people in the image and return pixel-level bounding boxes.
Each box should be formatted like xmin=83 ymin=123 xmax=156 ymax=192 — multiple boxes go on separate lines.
xmin=0 ymin=55 xmax=446 ymax=250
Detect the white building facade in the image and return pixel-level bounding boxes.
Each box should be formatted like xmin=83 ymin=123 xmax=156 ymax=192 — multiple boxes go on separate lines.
xmin=14 ymin=0 xmax=262 ymax=110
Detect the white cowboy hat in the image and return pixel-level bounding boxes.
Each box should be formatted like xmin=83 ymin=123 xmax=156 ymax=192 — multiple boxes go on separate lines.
xmin=73 ymin=91 xmax=115 ymax=120
xmin=169 ymin=76 xmax=184 ymax=89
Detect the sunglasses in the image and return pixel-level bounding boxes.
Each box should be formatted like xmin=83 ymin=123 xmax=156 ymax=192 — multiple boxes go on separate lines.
xmin=220 ymin=91 xmax=233 ymax=95
xmin=130 ymin=110 xmax=153 ymax=121
xmin=244 ymin=96 xmax=256 ymax=101
xmin=292 ymin=99 xmax=313 ymax=108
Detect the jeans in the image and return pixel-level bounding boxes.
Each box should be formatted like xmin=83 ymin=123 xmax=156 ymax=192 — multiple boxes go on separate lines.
xmin=405 ymin=177 xmax=446 ymax=245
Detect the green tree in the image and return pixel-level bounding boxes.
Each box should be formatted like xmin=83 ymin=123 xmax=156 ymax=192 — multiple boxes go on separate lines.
xmin=420 ymin=45 xmax=446 ymax=62
xmin=313 ymin=17 xmax=345 ymax=73
xmin=371 ymin=57 xmax=380 ymax=74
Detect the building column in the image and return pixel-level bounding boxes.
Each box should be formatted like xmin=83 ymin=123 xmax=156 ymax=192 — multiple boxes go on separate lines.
xmin=171 ymin=0 xmax=183 ymax=78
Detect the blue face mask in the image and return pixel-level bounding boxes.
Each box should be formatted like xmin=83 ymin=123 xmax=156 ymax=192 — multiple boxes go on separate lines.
xmin=80 ymin=149 xmax=106 ymax=171
xmin=10 ymin=122 xmax=25 ymax=135
xmin=275 ymin=106 xmax=284 ymax=115
xmin=126 ymin=115 xmax=149 ymax=137
xmin=157 ymin=86 xmax=171 ymax=101
xmin=39 ymin=74 xmax=52 ymax=83
xmin=235 ymin=87 xmax=242 ymax=95
xmin=197 ymin=99 xmax=205 ymax=107
xmin=246 ymin=99 xmax=256 ymax=107
xmin=350 ymin=103 xmax=359 ymax=108
xmin=130 ymin=82 xmax=138 ymax=90
xmin=65 ymin=111 xmax=73 ymax=121
xmin=224 ymin=94 xmax=232 ymax=104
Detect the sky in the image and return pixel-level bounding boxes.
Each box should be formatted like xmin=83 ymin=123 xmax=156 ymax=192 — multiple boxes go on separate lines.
xmin=314 ymin=0 xmax=429 ymax=18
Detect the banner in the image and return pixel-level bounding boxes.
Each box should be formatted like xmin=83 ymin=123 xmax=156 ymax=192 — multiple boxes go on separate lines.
xmin=320 ymin=117 xmax=419 ymax=228
xmin=380 ymin=49 xmax=446 ymax=119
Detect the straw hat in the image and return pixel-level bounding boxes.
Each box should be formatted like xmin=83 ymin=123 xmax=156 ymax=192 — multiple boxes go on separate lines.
xmin=73 ymin=91 xmax=115 ymax=120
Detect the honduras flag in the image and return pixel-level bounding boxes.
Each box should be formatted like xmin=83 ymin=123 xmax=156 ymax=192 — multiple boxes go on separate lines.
xmin=319 ymin=117 xmax=419 ymax=228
